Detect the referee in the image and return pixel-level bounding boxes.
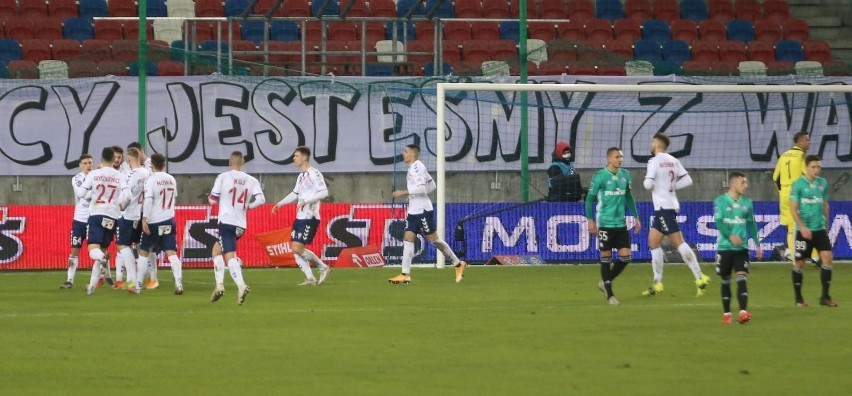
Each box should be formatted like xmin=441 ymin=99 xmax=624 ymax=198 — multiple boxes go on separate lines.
xmin=772 ymin=131 xmax=817 ymax=263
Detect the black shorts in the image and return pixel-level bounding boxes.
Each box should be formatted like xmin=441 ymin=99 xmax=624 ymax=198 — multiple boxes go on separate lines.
xmin=70 ymin=220 xmax=87 ymax=248
xmin=795 ymin=229 xmax=832 ymax=259
xmin=652 ymin=209 xmax=680 ymax=235
xmin=291 ymin=218 xmax=320 ymax=245
xmin=405 ymin=210 xmax=437 ymax=236
xmin=139 ymin=219 xmax=178 ymax=253
xmin=716 ymin=250 xmax=750 ymax=277
xmin=597 ymin=227 xmax=631 ymax=251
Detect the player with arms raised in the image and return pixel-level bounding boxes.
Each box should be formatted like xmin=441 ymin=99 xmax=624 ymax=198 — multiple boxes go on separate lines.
xmin=209 ymin=151 xmax=265 ymax=305
xmin=642 ymin=133 xmax=710 ymax=297
xmin=586 ymin=147 xmax=640 ymax=305
xmin=713 ymin=172 xmax=763 ymax=325
xmin=81 ymin=147 xmax=124 ymax=295
xmin=59 ymin=154 xmax=94 ymax=289
xmin=389 ymin=144 xmax=467 ymax=284
xmin=790 ymin=155 xmax=837 ymax=307
xmin=114 ymin=147 xmax=150 ymax=289
xmin=272 ymin=146 xmax=332 ymax=286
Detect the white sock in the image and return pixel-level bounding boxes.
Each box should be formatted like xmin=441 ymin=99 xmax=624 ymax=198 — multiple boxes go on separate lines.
xmin=148 ymin=255 xmax=159 ymax=281
xmin=432 ymin=238 xmax=460 ymax=265
xmin=102 ymin=256 xmax=112 ymax=279
xmin=300 ymin=249 xmax=329 ymax=271
xmin=168 ymin=254 xmax=183 ymax=287
xmin=120 ymin=247 xmax=136 ymax=284
xmin=135 ymin=256 xmax=148 ymax=290
xmin=678 ymin=243 xmax=703 ymax=280
xmin=115 ymin=251 xmax=125 ymax=282
xmin=294 ymin=254 xmax=315 ymax=280
xmin=88 ymin=249 xmax=105 ymax=287
xmin=213 ymin=255 xmax=226 ymax=286
xmin=66 ymin=256 xmax=78 ymax=283
xmin=227 ymin=257 xmax=246 ymax=288
xmin=401 ymin=240 xmax=414 ymax=275
xmin=651 ymin=247 xmax=665 ymax=283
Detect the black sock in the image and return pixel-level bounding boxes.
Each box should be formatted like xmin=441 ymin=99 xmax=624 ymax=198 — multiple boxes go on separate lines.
xmin=721 ymin=279 xmax=732 ymax=313
xmin=600 ymin=261 xmax=614 ymax=297
xmin=792 ymin=269 xmax=804 ymax=302
xmin=736 ymin=276 xmax=748 ymax=311
xmin=611 ymin=260 xmax=628 ymax=280
xmin=820 ymin=266 xmax=832 ymax=299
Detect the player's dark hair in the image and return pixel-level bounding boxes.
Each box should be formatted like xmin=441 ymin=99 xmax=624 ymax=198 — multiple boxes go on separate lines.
xmin=151 ymin=153 xmax=166 ymax=170
xmin=111 ymin=145 xmax=124 ymax=154
xmin=653 ymin=133 xmax=670 ymax=149
xmin=293 ymin=146 xmax=311 ymax=159
xmin=127 ymin=147 xmax=141 ymax=160
xmin=606 ymin=147 xmax=621 ymax=156
xmin=805 ymin=154 xmax=821 ymax=165
xmin=794 ymin=131 xmax=810 ymax=144
xmin=406 ymin=144 xmax=421 ymax=153
xmin=127 ymin=141 xmax=142 ymax=150
xmin=101 ymin=147 xmax=115 ymax=162
xmin=728 ymin=171 xmax=746 ymax=183
xmin=79 ymin=154 xmax=92 ymax=162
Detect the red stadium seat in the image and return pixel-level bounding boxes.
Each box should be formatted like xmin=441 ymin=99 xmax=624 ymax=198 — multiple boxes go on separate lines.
xmin=538 ymin=60 xmax=567 ymax=75
xmin=111 ymin=39 xmax=139 ymax=62
xmin=184 ymin=21 xmax=214 ymax=43
xmin=803 ymin=40 xmax=831 ymax=63
xmin=454 ymin=0 xmax=482 ymax=18
xmin=548 ymin=39 xmax=577 ymax=62
xmin=575 ymin=42 xmax=605 ymax=62
xmin=67 ymin=59 xmax=99 ymax=77
xmin=624 ymin=0 xmax=651 ymax=22
xmin=444 ymin=21 xmax=471 ymax=41
xmin=108 ymin=0 xmax=137 ymax=17
xmin=261 ymin=40 xmax=290 ymax=63
xmin=529 ymin=22 xmax=557 ymax=42
xmin=604 ymin=39 xmax=633 ymax=58
xmin=471 ymin=22 xmax=500 ymax=40
xmin=340 ymin=0 xmax=369 ymax=17
xmin=508 ymin=61 xmax=538 ymax=76
xmin=98 ymin=60 xmax=128 ymax=76
xmin=82 ymin=39 xmax=111 ymax=61
xmin=699 ymin=20 xmax=726 ymax=42
xmin=148 ymin=39 xmax=171 ymax=62
xmin=125 ymin=21 xmax=154 ymax=40
xmin=670 ymin=19 xmax=697 ymax=43
xmin=49 ymin=0 xmax=79 ymax=19
xmin=734 ymin=0 xmax=761 ymax=22
xmin=442 ymin=40 xmax=462 ymax=63
xmin=719 ymin=40 xmax=747 ymax=63
xmin=346 ymin=40 xmax=376 ymax=62
xmin=766 ymin=60 xmax=794 ymax=75
xmin=5 ymin=18 xmax=36 ymax=41
xmin=21 ymin=39 xmax=52 ymax=62
xmin=597 ymin=64 xmax=625 ymax=75
xmin=33 ymin=16 xmax=64 ymax=41
xmin=51 ymin=39 xmax=82 ymax=60
xmin=783 ymin=19 xmax=810 ymax=42
xmin=302 ymin=21 xmax=324 ymax=42
xmin=492 ymin=39 xmax=517 ymax=60
xmin=691 ymin=40 xmax=720 ymax=62
xmin=557 ymin=20 xmax=586 ymax=41
xmin=407 ymin=40 xmax=434 ymax=64
xmin=19 ymin=0 xmax=49 ymax=18
xmin=462 ymin=40 xmax=492 ymax=63
xmin=0 ymin=0 xmax=16 ymax=18
xmin=567 ymin=0 xmax=595 ymax=23
xmin=613 ymin=19 xmax=641 ymax=43
xmin=568 ymin=61 xmax=597 ymax=75
xmin=585 ymin=19 xmax=613 ymax=44
xmin=823 ymin=60 xmax=851 ymax=76
xmin=195 ymin=0 xmax=224 ymax=17
xmin=368 ymin=0 xmax=396 ymax=18
xmin=708 ymin=0 xmax=734 ymax=22
xmin=254 ymin=0 xmax=287 ymax=16
xmin=158 ymin=60 xmax=186 ymax=76
xmin=754 ymin=19 xmax=782 ymax=42
xmin=363 ymin=23 xmax=385 ymax=44
xmin=539 ymin=0 xmax=567 ymax=19
xmin=329 ymin=22 xmax=358 ymax=42
xmin=763 ymin=0 xmax=790 ymax=23
xmin=94 ymin=19 xmax=125 ymax=41
xmin=231 ymin=39 xmax=257 ymax=61
xmin=652 ymin=0 xmax=679 ymax=21
xmin=415 ymin=22 xmax=435 ymax=42
xmin=746 ymin=40 xmax=775 ymax=63
xmin=682 ymin=60 xmax=713 ymax=75
xmin=510 ymin=0 xmax=538 ymax=19
xmin=7 ymin=60 xmax=40 ymax=78
xmin=323 ymin=41 xmax=348 ymax=73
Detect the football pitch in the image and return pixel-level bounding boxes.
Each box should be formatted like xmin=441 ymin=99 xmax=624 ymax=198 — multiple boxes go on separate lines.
xmin=0 ymin=263 xmax=848 ymax=396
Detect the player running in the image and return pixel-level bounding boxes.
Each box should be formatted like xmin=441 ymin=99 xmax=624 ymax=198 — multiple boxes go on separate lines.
xmin=208 ymin=151 xmax=265 ymax=305
xmin=81 ymin=147 xmax=124 ymax=295
xmin=642 ymin=133 xmax=711 ymax=297
xmin=790 ymin=155 xmax=838 ymax=307
xmin=773 ymin=131 xmax=819 ymax=264
xmin=59 ymin=155 xmax=94 ymax=289
xmin=114 ymin=147 xmax=151 ymax=289
xmin=129 ymin=154 xmax=184 ymax=295
xmin=713 ymin=172 xmax=763 ymax=325
xmin=586 ymin=147 xmax=641 ymax=305
xmin=389 ymin=144 xmax=467 ymax=284
xmin=272 ymin=146 xmax=332 ymax=286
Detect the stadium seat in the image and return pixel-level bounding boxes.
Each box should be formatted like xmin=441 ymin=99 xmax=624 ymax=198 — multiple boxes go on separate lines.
xmin=365 ymin=64 xmax=394 ymax=76
xmin=481 ymin=60 xmax=510 ymax=76
xmin=775 ymin=40 xmax=803 ymax=63
xmin=19 ymin=0 xmax=49 ymax=18
xmin=262 ymin=40 xmax=290 ymax=63
xmin=682 ymin=60 xmax=713 ymax=75
xmin=63 ymin=18 xmax=94 ymax=42
xmin=270 ymin=21 xmax=299 ymax=42
xmin=7 ymin=60 xmax=39 ymax=78
xmin=184 ymin=21 xmax=215 ymax=43
xmin=763 ymin=0 xmax=790 ymax=23
xmin=397 ymin=0 xmax=425 ymax=17
xmin=153 ymin=19 xmax=182 ymax=43
xmin=339 ymin=0 xmax=368 ymax=16
xmin=6 ymin=18 xmax=36 ymax=41
xmin=375 ymin=39 xmax=405 ymax=63
xmin=680 ymin=0 xmax=708 ymax=22
xmin=311 ymin=0 xmax=341 ymax=16
xmin=633 ymin=39 xmax=662 ymax=62
xmin=385 ymin=21 xmax=415 ymax=40
xmin=21 ymin=39 xmax=51 ymax=62
xmin=803 ymin=40 xmax=831 ymax=63
xmin=462 ymin=39 xmax=492 ymax=63
xmin=734 ymin=0 xmax=760 ymax=21
xmin=754 ymin=20 xmax=782 ymax=42
xmin=78 ymin=0 xmax=108 ymax=18
xmin=231 ymin=39 xmax=258 ymax=61
xmin=407 ymin=40 xmax=434 ymax=64
xmin=167 ymin=0 xmax=195 ymax=17
xmin=652 ymin=0 xmax=678 ymax=21
xmin=157 ymin=60 xmax=185 ymax=76
xmin=699 ymin=19 xmax=726 ymax=42
xmin=369 ymin=0 xmax=396 ymax=18
xmin=783 ymin=19 xmax=810 ymax=42
xmin=253 ymin=0 xmax=285 ymax=16
xmin=708 ymin=0 xmax=734 ymax=22
xmin=526 ymin=38 xmax=548 ymax=64
xmin=82 ymin=39 xmax=111 ymax=61
xmin=567 ymin=0 xmax=595 ymax=22
xmin=147 ymin=39 xmax=171 ymax=62
xmin=670 ymin=19 xmax=697 ymax=43
xmin=200 ymin=40 xmax=228 ymax=53
xmin=585 ymin=19 xmax=613 ymax=44
xmin=746 ymin=40 xmax=774 ymax=63
xmin=604 ymin=38 xmax=633 ymax=58
xmin=614 ymin=19 xmax=642 ymax=43
xmin=576 ymin=41 xmax=605 ymax=62
xmin=240 ymin=20 xmax=266 ymax=43
xmin=557 ymin=21 xmax=585 ymax=41
xmin=360 ymin=23 xmax=384 ymax=45
xmin=540 ymin=0 xmax=567 ymax=19
xmin=442 ymin=40 xmax=462 ymax=62
xmin=547 ymin=39 xmax=577 ymax=62
xmin=454 ymin=0 xmax=482 ymax=18
xmin=125 ymin=22 xmax=154 ymax=40
xmin=108 ymin=0 xmax=136 ymax=17
xmin=112 ymin=40 xmax=139 ymax=62
xmin=662 ymin=39 xmax=690 ymax=65
xmin=595 ymin=0 xmax=624 ymax=22
xmin=321 ymin=41 xmax=348 ymax=72
xmin=823 ymin=60 xmax=851 ymax=76
xmin=146 ymin=0 xmax=168 ymax=17
xmin=51 ymin=39 xmax=82 ymax=60
xmin=766 ymin=60 xmax=793 ymax=76
xmin=510 ymin=0 xmax=537 ymax=18
xmin=625 ymin=0 xmax=651 ymax=22
xmin=529 ymin=22 xmax=557 ymax=42
xmin=794 ymin=60 xmax=823 ymax=77
xmin=499 ymin=21 xmax=521 ymax=43
xmin=129 ymin=60 xmax=157 ymax=76
xmin=38 ymin=59 xmax=69 ymax=78
xmin=67 ymin=59 xmax=98 ymax=77
xmin=692 ymin=40 xmax=720 ymax=62
xmin=568 ymin=61 xmax=597 ymax=75
xmin=98 ymin=60 xmax=128 ymax=76
xmin=711 ymin=60 xmax=739 ymax=75
xmin=33 ymin=16 xmax=64 ymax=41
xmin=329 ymin=22 xmax=358 ymax=42
xmin=0 ymin=0 xmax=16 ymax=18
xmin=597 ymin=64 xmax=626 ymax=75
xmin=94 ymin=19 xmax=124 ymax=41
xmin=643 ymin=19 xmax=671 ymax=42
xmin=727 ymin=20 xmax=755 ymax=43
xmin=225 ymin=0 xmax=252 ymax=17
xmin=423 ymin=61 xmax=452 ymax=76
xmin=472 ymin=21 xmax=501 ymax=40
xmin=444 ymin=21 xmax=471 ymax=41
xmin=425 ymin=0 xmax=454 ymax=18
xmin=195 ymin=0 xmax=224 ymax=17
xmin=493 ymin=39 xmax=517 ymax=60
xmin=0 ymin=39 xmax=22 ymax=64
xmin=538 ymin=60 xmax=567 ymax=74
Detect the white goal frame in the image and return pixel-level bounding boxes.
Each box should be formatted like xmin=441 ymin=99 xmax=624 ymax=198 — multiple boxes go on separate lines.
xmin=434 ymin=82 xmax=852 ymax=268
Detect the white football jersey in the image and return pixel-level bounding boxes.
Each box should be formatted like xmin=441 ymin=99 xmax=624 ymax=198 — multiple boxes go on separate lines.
xmin=406 ymin=160 xmax=435 ymax=215
xmin=292 ymin=167 xmax=327 ymax=220
xmin=72 ymin=172 xmax=90 ymax=223
xmin=120 ymin=167 xmax=151 ymax=221
xmin=210 ymin=170 xmax=264 ymax=229
xmin=143 ymin=157 xmax=152 ymax=171
xmin=143 ymin=172 xmax=178 ymax=224
xmin=120 ymin=158 xmax=151 ymax=174
xmin=82 ymin=167 xmax=124 ymax=219
xmin=645 ymin=152 xmax=688 ymax=211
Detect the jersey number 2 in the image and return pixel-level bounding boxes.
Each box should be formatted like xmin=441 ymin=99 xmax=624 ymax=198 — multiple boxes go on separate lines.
xmin=95 ymin=184 xmax=117 ymax=204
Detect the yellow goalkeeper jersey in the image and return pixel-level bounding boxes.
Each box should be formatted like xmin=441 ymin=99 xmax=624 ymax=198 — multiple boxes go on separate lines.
xmin=773 ymin=146 xmax=806 ymax=191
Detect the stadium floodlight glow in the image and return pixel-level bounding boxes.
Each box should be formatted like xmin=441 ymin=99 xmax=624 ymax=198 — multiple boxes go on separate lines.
xmin=433 ymin=82 xmax=852 ymax=268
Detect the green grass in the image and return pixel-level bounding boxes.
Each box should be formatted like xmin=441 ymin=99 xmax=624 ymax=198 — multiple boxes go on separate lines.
xmin=0 ymin=263 xmax=849 ymax=396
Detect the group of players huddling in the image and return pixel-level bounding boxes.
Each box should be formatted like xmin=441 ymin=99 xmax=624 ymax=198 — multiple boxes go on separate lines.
xmin=60 ymin=142 xmax=467 ymax=305
xmin=585 ymin=132 xmax=838 ymax=324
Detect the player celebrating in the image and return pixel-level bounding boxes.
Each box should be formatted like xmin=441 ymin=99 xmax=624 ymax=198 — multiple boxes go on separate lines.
xmin=81 ymin=147 xmax=124 ymax=295
xmin=112 ymin=145 xmax=125 ymax=172
xmin=790 ymin=155 xmax=837 ymax=307
xmin=60 ymin=154 xmax=94 ymax=289
xmin=713 ymin=172 xmax=763 ymax=325
xmin=272 ymin=146 xmax=332 ymax=286
xmin=642 ymin=133 xmax=710 ymax=297
xmin=773 ymin=131 xmax=818 ymax=264
xmin=129 ymin=154 xmax=184 ymax=295
xmin=586 ymin=147 xmax=640 ymax=305
xmin=389 ymin=144 xmax=467 ymax=284
xmin=115 ymin=147 xmax=151 ymax=289
xmin=208 ymin=151 xmax=265 ymax=305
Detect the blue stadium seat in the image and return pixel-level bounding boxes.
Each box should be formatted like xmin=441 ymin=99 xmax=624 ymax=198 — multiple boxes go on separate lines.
xmin=425 ymin=0 xmax=455 ymax=18
xmin=680 ymin=0 xmax=708 ymax=22
xmin=596 ymin=0 xmax=625 ymax=22
xmin=311 ymin=0 xmax=341 ymax=16
xmin=225 ymin=0 xmax=253 ymax=17
xmin=270 ymin=21 xmax=300 ymax=42
xmin=240 ymin=20 xmax=266 ymax=43
xmin=170 ymin=40 xmax=201 ymax=61
xmin=78 ymin=0 xmax=108 ymax=19
xmin=0 ymin=39 xmax=22 ymax=64
xmin=727 ymin=19 xmax=755 ymax=43
xmin=130 ymin=61 xmax=158 ymax=76
xmin=633 ymin=39 xmax=662 ymax=62
xmin=147 ymin=0 xmax=168 ymax=17
xmin=662 ymin=39 xmax=690 ymax=65
xmin=63 ymin=18 xmax=95 ymax=41
xmin=366 ymin=64 xmax=394 ymax=76
xmin=775 ymin=40 xmax=804 ymax=63
xmin=424 ymin=61 xmax=452 ymax=76
xmin=201 ymin=40 xmax=229 ymax=53
xmin=385 ymin=22 xmax=416 ymax=40
xmin=397 ymin=0 xmax=426 ymax=17
xmin=642 ymin=19 xmax=671 ymax=42
xmin=500 ymin=21 xmax=521 ymax=42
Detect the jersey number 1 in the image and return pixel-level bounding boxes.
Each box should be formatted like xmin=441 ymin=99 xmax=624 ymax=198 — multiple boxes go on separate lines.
xmin=229 ymin=187 xmax=248 ymax=209
xmin=159 ymin=188 xmax=175 ymax=209
xmin=668 ymin=170 xmax=676 ymax=192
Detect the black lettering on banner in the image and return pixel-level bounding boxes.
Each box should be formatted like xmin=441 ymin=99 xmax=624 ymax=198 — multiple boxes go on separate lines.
xmin=200 ymin=82 xmax=253 ymax=166
xmin=147 ymin=82 xmax=201 ymax=162
xmin=419 ymin=77 xmax=474 ymax=163
xmin=298 ymin=81 xmax=360 ymax=163
xmin=324 ymin=216 xmax=367 ymax=258
xmin=558 ymin=80 xmax=596 ymax=162
xmin=811 ymin=86 xmax=852 ymax=162
xmin=182 ymin=219 xmax=219 ymax=260
xmin=0 ymin=86 xmax=51 ymax=166
xmin=744 ymin=88 xmax=814 ymax=162
xmin=52 ymin=82 xmax=120 ymax=168
xmin=382 ymin=218 xmax=424 ymax=263
xmin=630 ymin=82 xmax=701 ymax=162
xmin=367 ymin=80 xmax=419 ymax=165
xmin=251 ymin=79 xmax=305 ymax=164
xmin=0 ymin=213 xmax=25 ymax=263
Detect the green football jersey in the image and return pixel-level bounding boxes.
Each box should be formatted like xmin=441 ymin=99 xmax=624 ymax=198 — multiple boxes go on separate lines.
xmin=585 ymin=167 xmax=637 ymax=228
xmin=713 ymin=193 xmax=758 ymax=252
xmin=790 ymin=176 xmax=829 ymax=231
